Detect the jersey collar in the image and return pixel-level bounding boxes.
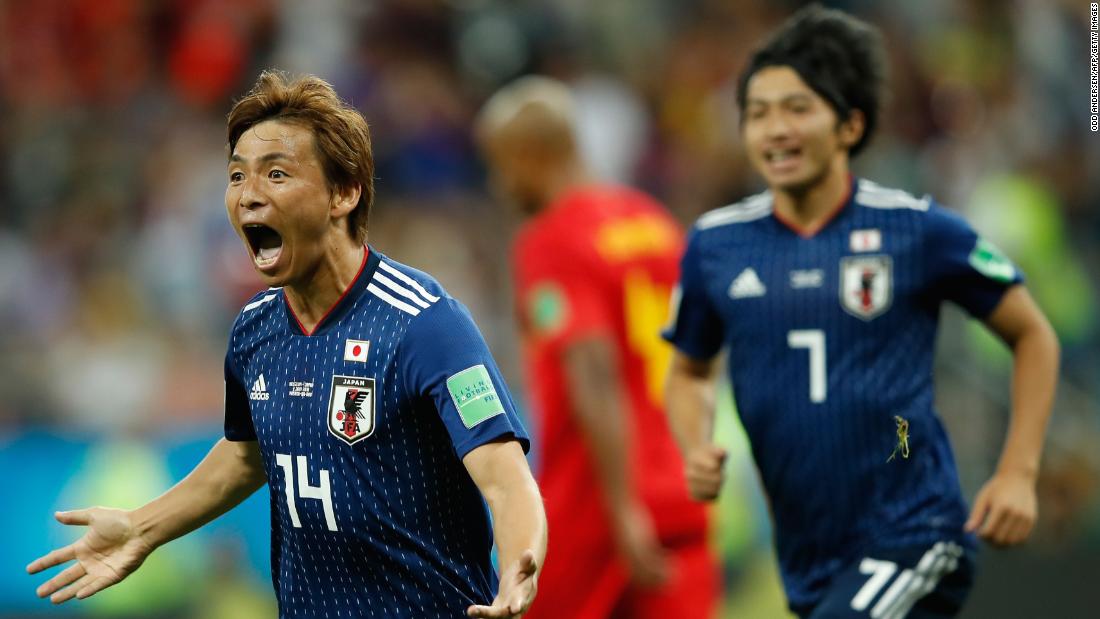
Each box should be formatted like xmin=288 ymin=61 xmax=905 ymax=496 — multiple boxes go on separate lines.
xmin=771 ymin=174 xmax=856 ymax=239
xmin=282 ymin=246 xmax=381 ymax=336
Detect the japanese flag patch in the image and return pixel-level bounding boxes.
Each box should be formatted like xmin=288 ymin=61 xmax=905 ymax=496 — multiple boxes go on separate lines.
xmin=344 ymin=339 xmax=370 ymax=363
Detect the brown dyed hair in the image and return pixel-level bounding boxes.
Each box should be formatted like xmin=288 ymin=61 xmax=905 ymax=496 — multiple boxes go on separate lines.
xmin=227 ymin=70 xmax=374 ymax=242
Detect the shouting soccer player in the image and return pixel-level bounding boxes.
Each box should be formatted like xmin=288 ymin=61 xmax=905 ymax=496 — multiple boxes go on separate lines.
xmin=478 ymin=78 xmax=718 ymax=619
xmin=28 ymin=72 xmax=547 ymax=618
xmin=663 ymin=6 xmax=1059 ymax=619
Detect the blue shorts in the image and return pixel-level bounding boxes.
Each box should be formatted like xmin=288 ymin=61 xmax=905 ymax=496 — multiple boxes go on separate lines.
xmin=796 ymin=541 xmax=975 ymax=619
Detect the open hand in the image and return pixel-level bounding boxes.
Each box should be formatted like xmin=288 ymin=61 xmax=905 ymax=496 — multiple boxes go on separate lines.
xmin=467 ymin=549 xmax=538 ymax=618
xmin=27 ymin=507 xmax=154 ymax=604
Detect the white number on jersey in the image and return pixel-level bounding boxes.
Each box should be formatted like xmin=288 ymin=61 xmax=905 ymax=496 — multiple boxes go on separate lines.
xmin=275 ymin=453 xmax=339 ymax=531
xmin=849 ymin=543 xmax=964 ymax=618
xmin=787 ymin=329 xmax=827 ymax=403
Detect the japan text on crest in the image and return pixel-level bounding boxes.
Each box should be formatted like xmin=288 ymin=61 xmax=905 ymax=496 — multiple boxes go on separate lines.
xmin=327 ymin=375 xmax=376 ymax=445
xmin=839 ymin=255 xmax=892 ymax=320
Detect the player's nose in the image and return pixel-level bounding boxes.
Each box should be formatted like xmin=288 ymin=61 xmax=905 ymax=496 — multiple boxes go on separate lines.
xmin=237 ymin=176 xmax=270 ymax=210
xmin=762 ymin=116 xmax=793 ymax=141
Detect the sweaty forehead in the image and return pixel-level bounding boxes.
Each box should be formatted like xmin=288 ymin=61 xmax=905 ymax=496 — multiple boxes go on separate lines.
xmin=234 ymin=120 xmax=315 ymax=159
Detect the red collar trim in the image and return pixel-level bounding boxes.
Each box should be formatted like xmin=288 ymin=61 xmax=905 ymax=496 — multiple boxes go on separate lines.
xmin=285 ymin=248 xmax=369 ymax=336
xmin=772 ymin=174 xmax=854 ymax=239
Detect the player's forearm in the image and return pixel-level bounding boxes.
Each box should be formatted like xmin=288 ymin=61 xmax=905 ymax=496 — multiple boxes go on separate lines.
xmin=995 ymin=320 xmax=1059 ymax=479
xmin=664 ymin=354 xmax=717 ymax=454
xmin=485 ymin=473 xmax=548 ymax=575
xmin=562 ymin=339 xmax=636 ymax=515
xmin=132 ymin=438 xmax=266 ymax=548
xmin=466 ymin=442 xmax=548 ymax=573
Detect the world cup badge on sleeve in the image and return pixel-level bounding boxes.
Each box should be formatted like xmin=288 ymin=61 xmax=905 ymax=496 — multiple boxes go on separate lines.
xmin=328 ymin=375 xmax=376 ymax=444
xmin=840 ymin=255 xmax=892 ymax=320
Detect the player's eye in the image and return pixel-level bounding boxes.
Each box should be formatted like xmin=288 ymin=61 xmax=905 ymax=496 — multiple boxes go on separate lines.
xmin=746 ymin=106 xmax=767 ymax=120
xmin=229 ymin=171 xmax=244 ymax=183
xmin=269 ymin=169 xmax=288 ymax=180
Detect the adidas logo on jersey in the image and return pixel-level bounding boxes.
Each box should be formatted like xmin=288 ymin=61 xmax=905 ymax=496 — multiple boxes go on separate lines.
xmin=250 ymin=374 xmax=270 ymax=401
xmin=729 ymin=268 xmax=766 ymax=299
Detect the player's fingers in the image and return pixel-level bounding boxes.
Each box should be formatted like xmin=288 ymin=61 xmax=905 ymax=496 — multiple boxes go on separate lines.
xmin=55 ymin=509 xmax=92 ymax=526
xmin=964 ymin=490 xmax=990 ymax=532
xmin=999 ymin=514 xmax=1027 ymax=546
xmin=978 ymin=503 xmax=1011 ymax=542
xmin=709 ymin=445 xmax=728 ymax=465
xmin=36 ymin=563 xmax=85 ymax=598
xmin=27 ymin=545 xmax=77 ymax=574
xmin=638 ymin=550 xmax=672 ymax=587
xmin=516 ymin=549 xmax=537 ymax=576
xmin=507 ymin=584 xmax=535 ymax=615
xmin=688 ymin=454 xmax=725 ymax=481
xmin=466 ymin=604 xmax=507 ymax=618
xmin=690 ymin=487 xmax=719 ymax=502
xmin=1004 ymin=510 xmax=1035 ymax=545
xmin=75 ymin=575 xmax=115 ymax=600
xmin=687 ymin=471 xmax=723 ymax=500
xmin=50 ymin=573 xmax=93 ymax=605
xmin=702 ymin=448 xmax=726 ymax=471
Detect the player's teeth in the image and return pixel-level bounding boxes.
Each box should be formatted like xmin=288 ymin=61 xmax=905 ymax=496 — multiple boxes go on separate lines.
xmin=258 ymin=246 xmax=279 ymax=261
xmin=768 ymin=150 xmax=796 ymax=162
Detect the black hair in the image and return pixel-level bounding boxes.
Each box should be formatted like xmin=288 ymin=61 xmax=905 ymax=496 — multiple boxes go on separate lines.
xmin=736 ymin=4 xmax=886 ymax=157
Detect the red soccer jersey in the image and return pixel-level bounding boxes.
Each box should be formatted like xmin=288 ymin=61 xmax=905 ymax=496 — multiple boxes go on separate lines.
xmin=512 ymin=184 xmax=707 ymax=547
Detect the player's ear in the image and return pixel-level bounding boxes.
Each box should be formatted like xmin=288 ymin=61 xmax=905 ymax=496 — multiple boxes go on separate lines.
xmin=837 ymin=109 xmax=866 ymax=151
xmin=330 ymin=183 xmax=361 ymax=220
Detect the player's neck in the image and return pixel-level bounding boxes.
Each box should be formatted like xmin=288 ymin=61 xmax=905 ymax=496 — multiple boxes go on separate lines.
xmin=284 ymin=239 xmax=366 ymax=334
xmin=771 ymin=163 xmax=852 ymax=236
xmin=539 ymin=161 xmax=592 ymax=213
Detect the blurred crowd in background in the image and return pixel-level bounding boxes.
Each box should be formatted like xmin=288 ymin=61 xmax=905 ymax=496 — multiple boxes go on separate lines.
xmin=1 ymin=0 xmax=1098 ymax=617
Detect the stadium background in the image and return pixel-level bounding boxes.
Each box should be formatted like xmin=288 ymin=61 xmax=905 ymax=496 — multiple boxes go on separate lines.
xmin=1 ymin=0 xmax=1097 ymax=616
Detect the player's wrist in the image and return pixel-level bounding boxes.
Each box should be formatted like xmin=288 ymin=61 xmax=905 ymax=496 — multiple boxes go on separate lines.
xmin=993 ymin=463 xmax=1039 ymax=482
xmin=128 ymin=506 xmax=166 ymax=551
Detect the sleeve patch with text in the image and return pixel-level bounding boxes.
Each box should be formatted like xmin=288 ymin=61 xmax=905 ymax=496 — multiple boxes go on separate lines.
xmin=446 ymin=364 xmax=505 ymax=428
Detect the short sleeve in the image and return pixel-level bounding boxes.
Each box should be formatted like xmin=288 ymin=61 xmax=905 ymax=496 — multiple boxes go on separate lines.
xmin=400 ymin=297 xmax=530 ymax=459
xmin=924 ymin=205 xmax=1024 ymax=318
xmin=517 ymin=245 xmax=614 ymax=349
xmin=661 ymin=228 xmax=724 ymax=359
xmin=224 ymin=351 xmax=256 ymax=441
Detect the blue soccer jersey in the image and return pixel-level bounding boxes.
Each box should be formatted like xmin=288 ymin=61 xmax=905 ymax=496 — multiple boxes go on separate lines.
xmin=663 ymin=177 xmax=1022 ymax=609
xmin=223 ymin=248 xmax=530 ymax=618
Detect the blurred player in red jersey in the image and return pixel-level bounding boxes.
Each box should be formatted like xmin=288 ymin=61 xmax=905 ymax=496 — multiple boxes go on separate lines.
xmin=477 ymin=77 xmax=719 ymax=619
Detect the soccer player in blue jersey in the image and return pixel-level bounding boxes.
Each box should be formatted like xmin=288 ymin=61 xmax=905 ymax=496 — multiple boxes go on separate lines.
xmin=28 ymin=71 xmax=547 ymax=618
xmin=663 ymin=6 xmax=1059 ymax=619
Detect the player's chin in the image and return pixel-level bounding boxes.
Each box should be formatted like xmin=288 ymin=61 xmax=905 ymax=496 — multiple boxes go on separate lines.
xmin=762 ymin=167 xmax=817 ymax=193
xmin=249 ymin=250 xmax=294 ymax=287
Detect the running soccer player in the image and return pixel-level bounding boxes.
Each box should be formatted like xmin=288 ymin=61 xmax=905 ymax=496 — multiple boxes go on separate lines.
xmin=477 ymin=77 xmax=718 ymax=619
xmin=663 ymin=6 xmax=1059 ymax=619
xmin=28 ymin=71 xmax=547 ymax=619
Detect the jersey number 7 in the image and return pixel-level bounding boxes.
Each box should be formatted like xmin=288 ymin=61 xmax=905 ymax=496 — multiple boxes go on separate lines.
xmin=787 ymin=329 xmax=827 ymax=403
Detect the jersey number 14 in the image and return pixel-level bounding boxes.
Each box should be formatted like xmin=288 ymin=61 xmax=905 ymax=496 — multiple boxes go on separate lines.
xmin=275 ymin=453 xmax=339 ymax=531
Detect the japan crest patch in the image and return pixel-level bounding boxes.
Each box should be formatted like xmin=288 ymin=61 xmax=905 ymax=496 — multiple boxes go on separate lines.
xmin=840 ymin=255 xmax=893 ymax=320
xmin=328 ymin=375 xmax=376 ymax=445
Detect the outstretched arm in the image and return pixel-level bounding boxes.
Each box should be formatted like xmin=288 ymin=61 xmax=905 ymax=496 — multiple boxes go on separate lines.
xmin=463 ymin=440 xmax=547 ymax=618
xmin=664 ymin=350 xmax=725 ymax=501
xmin=965 ymin=285 xmax=1059 ymax=545
xmin=28 ymin=438 xmax=266 ymax=603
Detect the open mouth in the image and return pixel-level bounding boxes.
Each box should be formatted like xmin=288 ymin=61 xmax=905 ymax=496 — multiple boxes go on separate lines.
xmin=242 ymin=224 xmax=284 ymax=268
xmin=765 ymin=147 xmax=802 ymax=164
